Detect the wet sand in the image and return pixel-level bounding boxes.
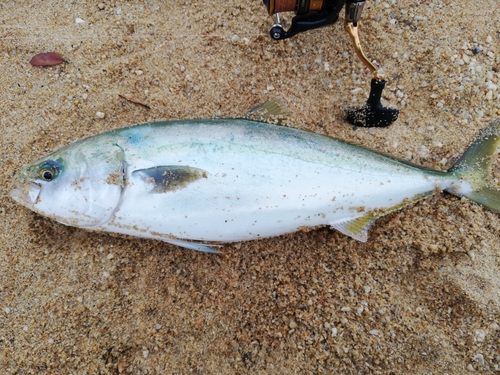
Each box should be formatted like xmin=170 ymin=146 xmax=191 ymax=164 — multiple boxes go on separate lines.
xmin=1 ymin=0 xmax=499 ymax=373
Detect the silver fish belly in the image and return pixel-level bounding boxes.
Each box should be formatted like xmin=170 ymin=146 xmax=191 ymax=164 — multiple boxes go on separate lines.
xmin=10 ymin=112 xmax=500 ymax=252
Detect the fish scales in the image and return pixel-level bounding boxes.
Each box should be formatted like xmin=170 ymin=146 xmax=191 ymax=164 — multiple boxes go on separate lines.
xmin=10 ymin=101 xmax=500 ymax=252
xmin=104 ymin=119 xmax=444 ymax=240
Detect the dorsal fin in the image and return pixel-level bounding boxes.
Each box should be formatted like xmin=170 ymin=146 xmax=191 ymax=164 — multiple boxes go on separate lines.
xmin=245 ymin=98 xmax=291 ymax=123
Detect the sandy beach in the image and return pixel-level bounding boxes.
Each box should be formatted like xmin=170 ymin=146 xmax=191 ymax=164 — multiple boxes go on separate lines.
xmin=1 ymin=0 xmax=499 ymax=373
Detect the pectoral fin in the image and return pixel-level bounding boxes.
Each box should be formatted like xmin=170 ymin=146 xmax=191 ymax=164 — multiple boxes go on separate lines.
xmin=132 ymin=166 xmax=207 ymax=193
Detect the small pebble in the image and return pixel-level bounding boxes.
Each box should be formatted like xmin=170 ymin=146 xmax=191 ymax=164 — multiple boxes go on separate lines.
xmin=486 ymin=82 xmax=497 ymax=91
xmin=331 ymin=327 xmax=338 ymax=337
xmin=474 ymin=329 xmax=486 ymax=342
xmin=96 ymin=111 xmax=105 ymax=119
xmin=289 ymin=321 xmax=297 ymax=329
xmin=471 ymin=46 xmax=482 ymax=54
xmin=117 ymin=359 xmax=127 ymax=373
xmin=369 ymin=329 xmax=379 ymax=336
xmin=75 ymin=18 xmax=85 ymax=24
xmin=474 ymin=353 xmax=485 ymax=366
xmin=98 ymin=3 xmax=105 ymax=10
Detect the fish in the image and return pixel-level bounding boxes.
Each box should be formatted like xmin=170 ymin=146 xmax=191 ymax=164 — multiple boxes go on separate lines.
xmin=10 ymin=99 xmax=500 ymax=253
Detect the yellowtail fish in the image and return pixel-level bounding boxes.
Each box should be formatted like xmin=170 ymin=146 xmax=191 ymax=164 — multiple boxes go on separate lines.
xmin=10 ymin=100 xmax=500 ymax=252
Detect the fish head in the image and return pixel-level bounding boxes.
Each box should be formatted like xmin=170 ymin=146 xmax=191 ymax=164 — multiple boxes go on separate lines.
xmin=10 ymin=136 xmax=126 ymax=228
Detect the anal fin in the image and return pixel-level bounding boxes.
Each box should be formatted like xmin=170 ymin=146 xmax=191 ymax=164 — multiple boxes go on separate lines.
xmin=331 ymin=192 xmax=433 ymax=242
xmin=331 ymin=215 xmax=376 ymax=242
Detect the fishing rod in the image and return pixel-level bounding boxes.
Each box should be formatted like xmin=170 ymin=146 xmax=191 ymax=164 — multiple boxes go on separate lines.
xmin=261 ymin=0 xmax=399 ymax=128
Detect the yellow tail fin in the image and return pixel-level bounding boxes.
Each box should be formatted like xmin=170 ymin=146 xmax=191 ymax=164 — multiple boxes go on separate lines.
xmin=449 ymin=118 xmax=500 ymax=213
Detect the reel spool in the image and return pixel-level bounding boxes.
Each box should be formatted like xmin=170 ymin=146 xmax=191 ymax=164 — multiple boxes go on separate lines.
xmin=262 ymin=0 xmax=346 ymax=40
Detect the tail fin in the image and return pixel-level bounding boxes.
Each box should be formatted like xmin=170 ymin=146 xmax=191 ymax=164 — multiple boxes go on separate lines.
xmin=448 ymin=118 xmax=500 ymax=213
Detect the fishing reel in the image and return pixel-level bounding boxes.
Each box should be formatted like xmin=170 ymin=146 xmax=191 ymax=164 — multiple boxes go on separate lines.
xmin=262 ymin=0 xmax=399 ymax=127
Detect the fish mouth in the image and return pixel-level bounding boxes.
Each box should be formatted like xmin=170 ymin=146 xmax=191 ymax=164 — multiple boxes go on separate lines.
xmin=10 ymin=181 xmax=42 ymax=208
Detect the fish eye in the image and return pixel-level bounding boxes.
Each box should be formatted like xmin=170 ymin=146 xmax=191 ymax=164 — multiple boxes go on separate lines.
xmin=38 ymin=160 xmax=60 ymax=182
xmin=42 ymin=170 xmax=54 ymax=180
